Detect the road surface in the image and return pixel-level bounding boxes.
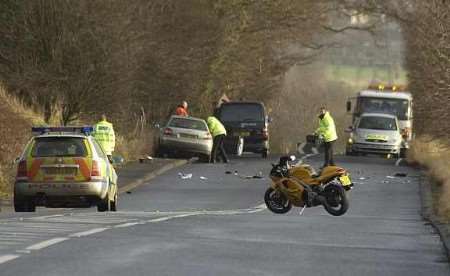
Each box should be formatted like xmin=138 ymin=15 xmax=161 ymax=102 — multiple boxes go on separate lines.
xmin=0 ymin=155 xmax=448 ymax=275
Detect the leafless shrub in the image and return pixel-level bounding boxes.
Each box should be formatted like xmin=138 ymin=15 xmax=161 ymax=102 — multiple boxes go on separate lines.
xmin=409 ymin=136 xmax=450 ymax=222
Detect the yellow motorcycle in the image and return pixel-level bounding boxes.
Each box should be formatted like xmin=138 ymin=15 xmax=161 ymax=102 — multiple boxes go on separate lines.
xmin=264 ymin=156 xmax=353 ymax=216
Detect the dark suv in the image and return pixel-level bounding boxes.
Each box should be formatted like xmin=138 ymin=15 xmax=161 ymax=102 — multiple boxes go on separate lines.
xmin=215 ymin=101 xmax=270 ymax=158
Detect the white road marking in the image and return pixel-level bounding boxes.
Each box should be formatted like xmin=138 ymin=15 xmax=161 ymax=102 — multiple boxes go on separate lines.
xmin=31 ymin=214 xmax=65 ymax=220
xmin=172 ymin=213 xmax=201 ymax=219
xmin=253 ymin=203 xmax=267 ymax=210
xmin=114 ymin=222 xmax=145 ymax=228
xmin=15 ymin=250 xmax=31 ymax=254
xmin=148 ymin=217 xmax=171 ymax=223
xmin=26 ymin=237 xmax=69 ymax=251
xmin=247 ymin=203 xmax=267 ymax=213
xmin=0 ymin=255 xmax=20 ymax=264
xmin=299 ymin=153 xmax=318 ymax=163
xmin=0 ymin=203 xmax=270 ymax=266
xmin=69 ymin=228 xmax=109 ymax=237
xmin=297 ymin=142 xmax=306 ymax=154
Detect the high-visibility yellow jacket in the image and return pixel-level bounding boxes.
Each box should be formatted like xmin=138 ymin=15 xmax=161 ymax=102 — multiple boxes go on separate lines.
xmin=93 ymin=120 xmax=116 ymax=155
xmin=315 ymin=112 xmax=337 ymax=142
xmin=207 ymin=116 xmax=227 ymax=137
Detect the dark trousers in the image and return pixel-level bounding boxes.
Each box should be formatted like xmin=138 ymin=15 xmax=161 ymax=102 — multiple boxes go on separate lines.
xmin=211 ymin=134 xmax=228 ymax=163
xmin=323 ymin=140 xmax=335 ymax=167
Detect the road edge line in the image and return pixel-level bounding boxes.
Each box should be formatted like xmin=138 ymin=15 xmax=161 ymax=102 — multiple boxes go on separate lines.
xmin=118 ymin=159 xmax=189 ymax=194
xmin=0 ymin=254 xmax=20 ymax=264
xmin=25 ymin=237 xmax=69 ymax=251
xmin=420 ymin=176 xmax=450 ymax=261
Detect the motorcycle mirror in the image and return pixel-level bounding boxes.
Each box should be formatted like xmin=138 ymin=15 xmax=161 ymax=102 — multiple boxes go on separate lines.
xmin=289 ymin=155 xmax=296 ymax=161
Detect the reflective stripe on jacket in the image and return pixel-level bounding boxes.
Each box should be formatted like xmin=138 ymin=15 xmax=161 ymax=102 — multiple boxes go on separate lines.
xmin=207 ymin=116 xmax=227 ymax=137
xmin=93 ymin=120 xmax=116 ymax=155
xmin=315 ymin=112 xmax=337 ymax=142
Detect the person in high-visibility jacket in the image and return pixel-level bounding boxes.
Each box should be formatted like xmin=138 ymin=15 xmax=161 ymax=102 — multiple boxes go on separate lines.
xmin=93 ymin=114 xmax=116 ymax=157
xmin=315 ymin=107 xmax=337 ymax=167
xmin=206 ymin=116 xmax=229 ymax=163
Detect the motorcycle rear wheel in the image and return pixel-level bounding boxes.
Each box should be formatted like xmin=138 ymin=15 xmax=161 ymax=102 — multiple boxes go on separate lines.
xmin=323 ymin=184 xmax=349 ymax=216
xmin=264 ymin=187 xmax=292 ymax=214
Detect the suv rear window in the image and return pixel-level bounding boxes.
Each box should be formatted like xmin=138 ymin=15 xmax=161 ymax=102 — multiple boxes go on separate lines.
xmin=218 ymin=103 xmax=264 ymax=122
xmin=169 ymin=118 xmax=208 ymax=131
xmin=31 ymin=137 xmax=88 ymax=157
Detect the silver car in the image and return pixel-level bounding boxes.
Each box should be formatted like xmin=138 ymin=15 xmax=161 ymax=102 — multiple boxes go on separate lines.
xmin=346 ymin=113 xmax=402 ymax=157
xmin=158 ymin=116 xmax=213 ymax=162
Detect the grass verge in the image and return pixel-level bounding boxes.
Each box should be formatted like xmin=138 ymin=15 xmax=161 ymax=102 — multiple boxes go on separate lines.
xmin=0 ymin=85 xmax=155 ymax=199
xmin=0 ymin=86 xmax=46 ymax=198
xmin=408 ymin=136 xmax=450 ymax=222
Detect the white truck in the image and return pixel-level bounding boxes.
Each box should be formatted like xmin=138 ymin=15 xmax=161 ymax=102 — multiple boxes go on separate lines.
xmin=346 ymin=86 xmax=413 ymax=157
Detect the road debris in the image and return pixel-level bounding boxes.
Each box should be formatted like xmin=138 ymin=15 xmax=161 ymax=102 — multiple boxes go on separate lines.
xmin=139 ymin=155 xmax=153 ymax=163
xmin=225 ymin=170 xmax=264 ymax=180
xmin=394 ymin=172 xmax=408 ymax=177
xmin=178 ymin=173 xmax=193 ymax=179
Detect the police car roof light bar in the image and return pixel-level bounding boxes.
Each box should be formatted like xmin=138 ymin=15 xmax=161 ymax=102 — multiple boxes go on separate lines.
xmin=32 ymin=126 xmax=94 ymax=136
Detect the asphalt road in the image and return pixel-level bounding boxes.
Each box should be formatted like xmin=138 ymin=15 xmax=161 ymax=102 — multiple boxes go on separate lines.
xmin=0 ymin=154 xmax=448 ymax=275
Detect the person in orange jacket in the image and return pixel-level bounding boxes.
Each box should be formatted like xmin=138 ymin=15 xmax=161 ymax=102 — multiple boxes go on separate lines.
xmin=175 ymin=101 xmax=189 ymax=116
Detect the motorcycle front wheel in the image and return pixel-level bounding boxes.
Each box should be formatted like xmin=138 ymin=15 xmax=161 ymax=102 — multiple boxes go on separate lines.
xmin=264 ymin=187 xmax=292 ymax=214
xmin=323 ymin=184 xmax=349 ymax=216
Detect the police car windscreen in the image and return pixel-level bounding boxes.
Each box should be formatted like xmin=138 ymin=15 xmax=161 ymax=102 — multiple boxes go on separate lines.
xmin=31 ymin=137 xmax=88 ymax=157
xmin=358 ymin=116 xmax=397 ymax=131
xmin=169 ymin=118 xmax=208 ymax=131
xmin=219 ymin=104 xmax=264 ymax=122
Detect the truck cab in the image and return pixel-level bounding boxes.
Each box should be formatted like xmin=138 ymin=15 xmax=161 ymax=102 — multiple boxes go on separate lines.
xmin=346 ymin=85 xmax=413 ymax=157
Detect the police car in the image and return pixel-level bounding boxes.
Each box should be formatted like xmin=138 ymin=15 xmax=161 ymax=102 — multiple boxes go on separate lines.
xmin=14 ymin=126 xmax=119 ymax=212
xmin=346 ymin=113 xmax=403 ymax=158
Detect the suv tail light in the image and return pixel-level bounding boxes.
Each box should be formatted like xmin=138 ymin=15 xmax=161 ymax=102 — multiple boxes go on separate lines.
xmin=16 ymin=160 xmax=28 ymax=180
xmin=262 ymin=128 xmax=269 ymax=140
xmin=164 ymin=128 xmax=173 ymax=136
xmin=91 ymin=160 xmax=101 ymax=177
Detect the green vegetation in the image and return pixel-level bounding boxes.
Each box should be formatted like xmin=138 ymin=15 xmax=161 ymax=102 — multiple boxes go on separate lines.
xmin=325 ymin=64 xmax=408 ymax=89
